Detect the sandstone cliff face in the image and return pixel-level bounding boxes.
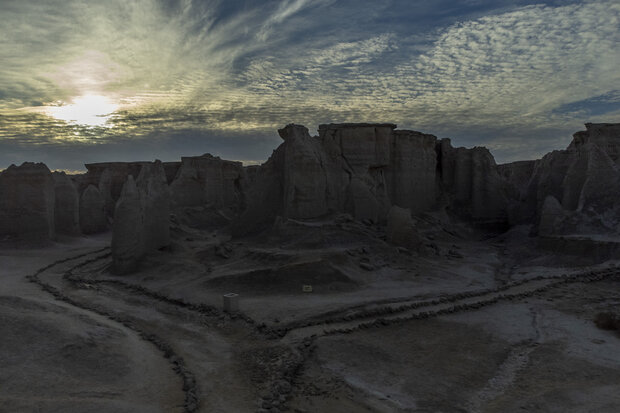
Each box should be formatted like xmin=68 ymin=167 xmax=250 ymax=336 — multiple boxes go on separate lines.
xmin=497 ymin=160 xmax=537 ymax=225
xmin=386 ymin=205 xmax=421 ymax=249
xmin=80 ymin=162 xmax=152 ymax=214
xmin=52 ymin=172 xmax=80 ymax=235
xmin=136 ymin=161 xmax=171 ymax=251
xmin=79 ymin=185 xmax=107 ymax=234
xmin=111 ymin=176 xmax=144 ymax=274
xmin=438 ymin=140 xmax=508 ymax=227
xmin=111 ymin=161 xmax=171 ymax=274
xmin=526 ymin=123 xmax=620 ymax=236
xmin=0 ymin=162 xmax=55 ymax=243
xmin=236 ymin=123 xmax=509 ymax=234
xmin=388 ymin=130 xmax=437 ymax=214
xmin=169 ymin=154 xmax=245 ymax=211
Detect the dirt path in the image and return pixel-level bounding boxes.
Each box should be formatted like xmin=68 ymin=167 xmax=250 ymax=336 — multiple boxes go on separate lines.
xmin=280 ymin=268 xmax=620 ymax=342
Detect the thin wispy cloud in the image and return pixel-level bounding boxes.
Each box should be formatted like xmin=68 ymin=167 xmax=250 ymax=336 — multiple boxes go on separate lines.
xmin=0 ymin=0 xmax=618 ymax=170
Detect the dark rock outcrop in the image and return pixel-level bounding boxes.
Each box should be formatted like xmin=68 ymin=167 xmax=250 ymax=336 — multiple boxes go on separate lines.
xmin=525 ymin=123 xmax=620 ymax=236
xmin=79 ymin=185 xmax=107 ymax=234
xmin=111 ymin=161 xmax=170 ymax=274
xmin=111 ymin=176 xmax=144 ymax=274
xmin=0 ymin=162 xmax=55 ymax=243
xmin=52 ymin=172 xmax=80 ymax=235
xmin=236 ymin=123 xmax=510 ymax=234
xmin=169 ymin=154 xmax=245 ymax=211
xmin=386 ymin=206 xmax=421 ymax=249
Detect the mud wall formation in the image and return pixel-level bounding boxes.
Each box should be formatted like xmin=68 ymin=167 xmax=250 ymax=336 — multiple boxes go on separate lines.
xmin=236 ymin=123 xmax=509 ymax=234
xmin=1 ymin=121 xmax=619 ymax=260
xmin=502 ymin=123 xmax=620 ymax=236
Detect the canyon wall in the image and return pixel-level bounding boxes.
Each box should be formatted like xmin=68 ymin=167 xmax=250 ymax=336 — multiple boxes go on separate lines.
xmin=235 ymin=123 xmax=509 ymax=234
xmin=3 ymin=122 xmax=620 ymax=264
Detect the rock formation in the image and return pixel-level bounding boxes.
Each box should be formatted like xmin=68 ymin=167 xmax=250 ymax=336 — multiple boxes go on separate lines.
xmin=437 ymin=141 xmax=508 ymax=228
xmin=386 ymin=206 xmax=421 ymax=249
xmin=537 ymin=195 xmax=567 ymax=237
xmin=111 ymin=161 xmax=171 ymax=274
xmin=236 ymin=123 xmax=510 ymax=234
xmin=52 ymin=172 xmax=80 ymax=235
xmin=136 ymin=161 xmax=171 ymax=251
xmin=497 ymin=160 xmax=537 ymax=225
xmin=3 ymin=121 xmax=620 ymax=256
xmin=111 ymin=176 xmax=144 ymax=274
xmin=169 ymin=154 xmax=245 ymax=211
xmin=514 ymin=123 xmax=620 ymax=236
xmin=79 ymin=185 xmax=107 ymax=234
xmin=0 ymin=162 xmax=55 ymax=243
xmin=78 ymin=162 xmax=155 ymax=215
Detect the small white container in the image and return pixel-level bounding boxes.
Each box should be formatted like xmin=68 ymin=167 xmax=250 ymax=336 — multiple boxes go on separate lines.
xmin=223 ymin=293 xmax=239 ymax=313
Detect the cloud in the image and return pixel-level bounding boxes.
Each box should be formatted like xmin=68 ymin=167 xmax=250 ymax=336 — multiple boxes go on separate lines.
xmin=0 ymin=0 xmax=619 ymax=167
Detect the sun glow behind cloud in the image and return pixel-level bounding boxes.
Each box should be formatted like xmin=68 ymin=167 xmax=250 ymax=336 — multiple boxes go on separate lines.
xmin=44 ymin=94 xmax=119 ymax=127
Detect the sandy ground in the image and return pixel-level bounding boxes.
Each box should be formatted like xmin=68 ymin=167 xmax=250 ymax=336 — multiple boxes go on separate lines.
xmin=2 ymin=215 xmax=620 ymax=412
xmin=0 ymin=235 xmax=184 ymax=412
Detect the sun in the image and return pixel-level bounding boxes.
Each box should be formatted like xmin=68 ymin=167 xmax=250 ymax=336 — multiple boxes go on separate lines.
xmin=46 ymin=94 xmax=119 ymax=127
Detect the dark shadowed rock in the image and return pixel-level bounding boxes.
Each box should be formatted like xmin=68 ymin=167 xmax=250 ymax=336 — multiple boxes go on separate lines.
xmin=386 ymin=205 xmax=421 ymax=249
xmin=52 ymin=172 xmax=80 ymax=235
xmin=79 ymin=185 xmax=107 ymax=234
xmin=136 ymin=161 xmax=171 ymax=251
xmin=236 ymin=123 xmax=510 ymax=235
xmin=169 ymin=154 xmax=245 ymax=211
xmin=112 ymin=161 xmax=171 ymax=274
xmin=0 ymin=162 xmax=55 ymax=243
xmin=97 ymin=168 xmax=114 ymax=217
xmin=81 ymin=162 xmax=152 ymax=209
xmin=526 ymin=123 xmax=620 ymax=236
xmin=438 ymin=140 xmax=508 ymax=228
xmin=111 ymin=176 xmax=144 ymax=274
xmin=538 ymin=196 xmax=567 ymax=237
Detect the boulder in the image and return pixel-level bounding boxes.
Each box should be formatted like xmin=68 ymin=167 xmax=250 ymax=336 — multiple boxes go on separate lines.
xmin=0 ymin=162 xmax=55 ymax=243
xmin=52 ymin=172 xmax=80 ymax=235
xmin=79 ymin=185 xmax=107 ymax=234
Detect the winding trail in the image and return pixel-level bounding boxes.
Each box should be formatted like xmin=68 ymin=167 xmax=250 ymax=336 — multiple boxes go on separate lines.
xmin=26 ymin=247 xmax=199 ymax=412
xmin=279 ymin=268 xmax=620 ymax=341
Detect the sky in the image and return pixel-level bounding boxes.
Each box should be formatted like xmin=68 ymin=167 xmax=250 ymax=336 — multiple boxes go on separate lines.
xmin=1 ymin=0 xmax=619 ymax=171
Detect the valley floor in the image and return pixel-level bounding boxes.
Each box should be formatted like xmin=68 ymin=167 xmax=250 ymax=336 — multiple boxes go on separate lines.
xmin=1 ymin=217 xmax=620 ymax=413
